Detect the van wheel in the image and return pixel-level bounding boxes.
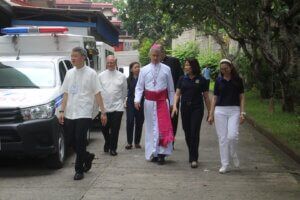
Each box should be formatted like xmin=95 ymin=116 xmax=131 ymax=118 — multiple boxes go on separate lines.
xmin=46 ymin=128 xmax=65 ymax=169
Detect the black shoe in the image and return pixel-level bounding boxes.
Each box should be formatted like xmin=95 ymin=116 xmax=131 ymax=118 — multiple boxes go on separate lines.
xmin=110 ymin=150 xmax=118 ymax=156
xmin=151 ymin=157 xmax=158 ymax=162
xmin=84 ymin=153 xmax=95 ymax=172
xmin=73 ymin=172 xmax=84 ymax=180
xmin=135 ymin=144 xmax=142 ymax=149
xmin=157 ymin=155 xmax=165 ymax=165
xmin=104 ymin=146 xmax=109 ymax=153
xmin=125 ymin=144 xmax=133 ymax=150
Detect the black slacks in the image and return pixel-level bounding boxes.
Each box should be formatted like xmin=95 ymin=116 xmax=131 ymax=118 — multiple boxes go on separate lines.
xmin=171 ymin=100 xmax=180 ymax=137
xmin=64 ymin=118 xmax=92 ymax=173
xmin=205 ymin=79 xmax=210 ymax=91
xmin=101 ymin=111 xmax=123 ymax=152
xmin=126 ymin=103 xmax=144 ymax=145
xmin=181 ymin=102 xmax=204 ymax=162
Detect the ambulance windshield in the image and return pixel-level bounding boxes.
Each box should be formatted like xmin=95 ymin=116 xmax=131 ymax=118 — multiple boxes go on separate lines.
xmin=0 ymin=61 xmax=55 ymax=88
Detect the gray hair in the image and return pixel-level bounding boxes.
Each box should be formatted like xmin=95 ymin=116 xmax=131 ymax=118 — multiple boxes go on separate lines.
xmin=148 ymin=47 xmax=162 ymax=56
xmin=106 ymin=54 xmax=116 ymax=61
xmin=72 ymin=47 xmax=87 ymax=58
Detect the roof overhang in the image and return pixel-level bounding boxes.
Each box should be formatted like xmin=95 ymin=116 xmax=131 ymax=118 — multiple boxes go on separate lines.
xmin=0 ymin=2 xmax=119 ymax=45
xmin=0 ymin=0 xmax=13 ymax=16
xmin=0 ymin=0 xmax=14 ymax=30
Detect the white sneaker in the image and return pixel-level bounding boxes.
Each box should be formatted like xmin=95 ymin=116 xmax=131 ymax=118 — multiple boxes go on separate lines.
xmin=219 ymin=166 xmax=229 ymax=174
xmin=232 ymin=157 xmax=240 ymax=168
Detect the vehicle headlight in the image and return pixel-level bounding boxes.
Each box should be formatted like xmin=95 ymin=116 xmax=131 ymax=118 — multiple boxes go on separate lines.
xmin=21 ymin=102 xmax=55 ymax=121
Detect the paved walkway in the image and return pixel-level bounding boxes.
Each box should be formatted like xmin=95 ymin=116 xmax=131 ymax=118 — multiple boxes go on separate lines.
xmin=0 ymin=113 xmax=299 ymax=200
xmin=81 ymin=114 xmax=300 ymax=200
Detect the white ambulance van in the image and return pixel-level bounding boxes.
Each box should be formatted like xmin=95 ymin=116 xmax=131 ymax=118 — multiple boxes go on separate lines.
xmin=0 ymin=26 xmax=99 ymax=169
xmin=96 ymin=41 xmax=115 ymax=72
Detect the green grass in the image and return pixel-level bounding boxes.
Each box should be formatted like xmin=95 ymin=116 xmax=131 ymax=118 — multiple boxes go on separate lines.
xmin=209 ymin=81 xmax=214 ymax=91
xmin=245 ymin=89 xmax=300 ymax=152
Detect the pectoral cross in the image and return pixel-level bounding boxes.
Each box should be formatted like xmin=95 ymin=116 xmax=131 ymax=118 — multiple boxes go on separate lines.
xmin=153 ymin=79 xmax=157 ymax=86
xmin=152 ymin=64 xmax=160 ymax=87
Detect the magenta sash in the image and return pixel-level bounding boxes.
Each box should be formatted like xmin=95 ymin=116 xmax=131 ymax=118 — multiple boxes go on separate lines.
xmin=144 ymin=89 xmax=174 ymax=147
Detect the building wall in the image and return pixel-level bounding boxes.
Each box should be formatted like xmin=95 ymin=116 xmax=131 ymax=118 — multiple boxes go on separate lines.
xmin=122 ymin=39 xmax=138 ymax=51
xmin=196 ymin=35 xmax=221 ymax=54
xmin=172 ymin=29 xmax=196 ymax=49
xmin=27 ymin=0 xmax=55 ymax=7
xmin=114 ymin=42 xmax=123 ymax=51
xmin=172 ymin=28 xmax=238 ymax=55
xmin=102 ymin=9 xmax=113 ymax=17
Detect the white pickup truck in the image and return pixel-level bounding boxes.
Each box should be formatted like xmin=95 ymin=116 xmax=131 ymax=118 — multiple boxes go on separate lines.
xmin=0 ymin=27 xmax=99 ymax=168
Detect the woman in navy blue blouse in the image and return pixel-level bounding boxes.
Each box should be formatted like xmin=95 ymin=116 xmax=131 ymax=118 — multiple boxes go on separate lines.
xmin=125 ymin=62 xmax=144 ymax=150
xmin=208 ymin=59 xmax=245 ymax=174
xmin=172 ymin=58 xmax=211 ymax=168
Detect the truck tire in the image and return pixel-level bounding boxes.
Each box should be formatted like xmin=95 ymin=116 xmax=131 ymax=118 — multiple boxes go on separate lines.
xmin=46 ymin=127 xmax=65 ymax=169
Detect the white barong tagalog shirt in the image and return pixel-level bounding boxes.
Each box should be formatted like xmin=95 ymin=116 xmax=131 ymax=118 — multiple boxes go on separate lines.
xmin=61 ymin=65 xmax=101 ymax=119
xmin=98 ymin=69 xmax=127 ymax=113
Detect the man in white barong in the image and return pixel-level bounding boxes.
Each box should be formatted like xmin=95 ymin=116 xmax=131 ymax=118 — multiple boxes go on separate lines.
xmin=134 ymin=45 xmax=175 ymax=165
xmin=98 ymin=55 xmax=127 ymax=156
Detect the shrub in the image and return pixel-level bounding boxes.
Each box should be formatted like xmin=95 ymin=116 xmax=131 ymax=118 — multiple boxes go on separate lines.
xmin=237 ymin=55 xmax=274 ymax=97
xmin=236 ymin=55 xmax=254 ymax=90
xmin=138 ymin=37 xmax=154 ymax=66
xmin=197 ymin=51 xmax=221 ymax=80
xmin=172 ymin=41 xmax=200 ymax=65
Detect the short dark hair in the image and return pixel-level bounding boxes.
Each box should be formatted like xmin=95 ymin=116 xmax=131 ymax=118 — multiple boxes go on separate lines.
xmin=72 ymin=47 xmax=87 ymax=58
xmin=186 ymin=58 xmax=201 ymax=76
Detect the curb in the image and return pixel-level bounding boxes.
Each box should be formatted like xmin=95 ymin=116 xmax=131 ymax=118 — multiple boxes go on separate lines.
xmin=246 ymin=115 xmax=300 ymax=164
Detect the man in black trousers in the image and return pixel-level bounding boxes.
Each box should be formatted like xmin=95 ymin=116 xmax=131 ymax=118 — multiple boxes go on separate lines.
xmin=98 ymin=55 xmax=127 ymax=156
xmin=59 ymin=47 xmax=107 ymax=180
xmin=157 ymin=44 xmax=184 ymax=142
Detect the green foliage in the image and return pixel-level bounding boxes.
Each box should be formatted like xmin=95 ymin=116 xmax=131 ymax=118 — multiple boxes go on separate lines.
xmin=241 ymin=55 xmax=274 ymax=98
xmin=209 ymin=80 xmax=214 ymax=91
xmin=236 ymin=55 xmax=255 ymax=90
xmin=172 ymin=42 xmax=223 ymax=80
xmin=197 ymin=51 xmax=221 ymax=80
xmin=138 ymin=37 xmax=154 ymax=66
xmin=119 ymin=0 xmax=184 ymax=42
xmin=245 ymin=89 xmax=300 ymax=152
xmin=172 ymin=42 xmax=199 ymax=65
xmin=122 ymin=0 xmax=300 ymax=112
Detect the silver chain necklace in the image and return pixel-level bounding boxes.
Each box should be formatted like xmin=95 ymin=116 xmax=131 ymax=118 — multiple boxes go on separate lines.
xmin=152 ymin=64 xmax=161 ymax=86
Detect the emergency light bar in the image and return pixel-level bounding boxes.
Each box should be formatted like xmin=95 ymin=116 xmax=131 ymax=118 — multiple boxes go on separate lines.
xmin=1 ymin=27 xmax=69 ymax=34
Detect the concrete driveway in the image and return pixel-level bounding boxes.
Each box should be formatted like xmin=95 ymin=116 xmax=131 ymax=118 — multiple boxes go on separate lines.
xmin=0 ymin=111 xmax=299 ymax=200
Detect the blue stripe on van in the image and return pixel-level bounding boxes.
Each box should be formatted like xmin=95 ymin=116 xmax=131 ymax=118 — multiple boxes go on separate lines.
xmin=55 ymin=94 xmax=63 ymax=108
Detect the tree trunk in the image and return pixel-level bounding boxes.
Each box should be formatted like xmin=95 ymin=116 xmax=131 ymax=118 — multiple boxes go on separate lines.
xmin=211 ymin=34 xmax=229 ymax=58
xmin=279 ymin=76 xmax=295 ymax=112
xmin=268 ymin=98 xmax=275 ymax=113
xmin=240 ymin=42 xmax=273 ymax=99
